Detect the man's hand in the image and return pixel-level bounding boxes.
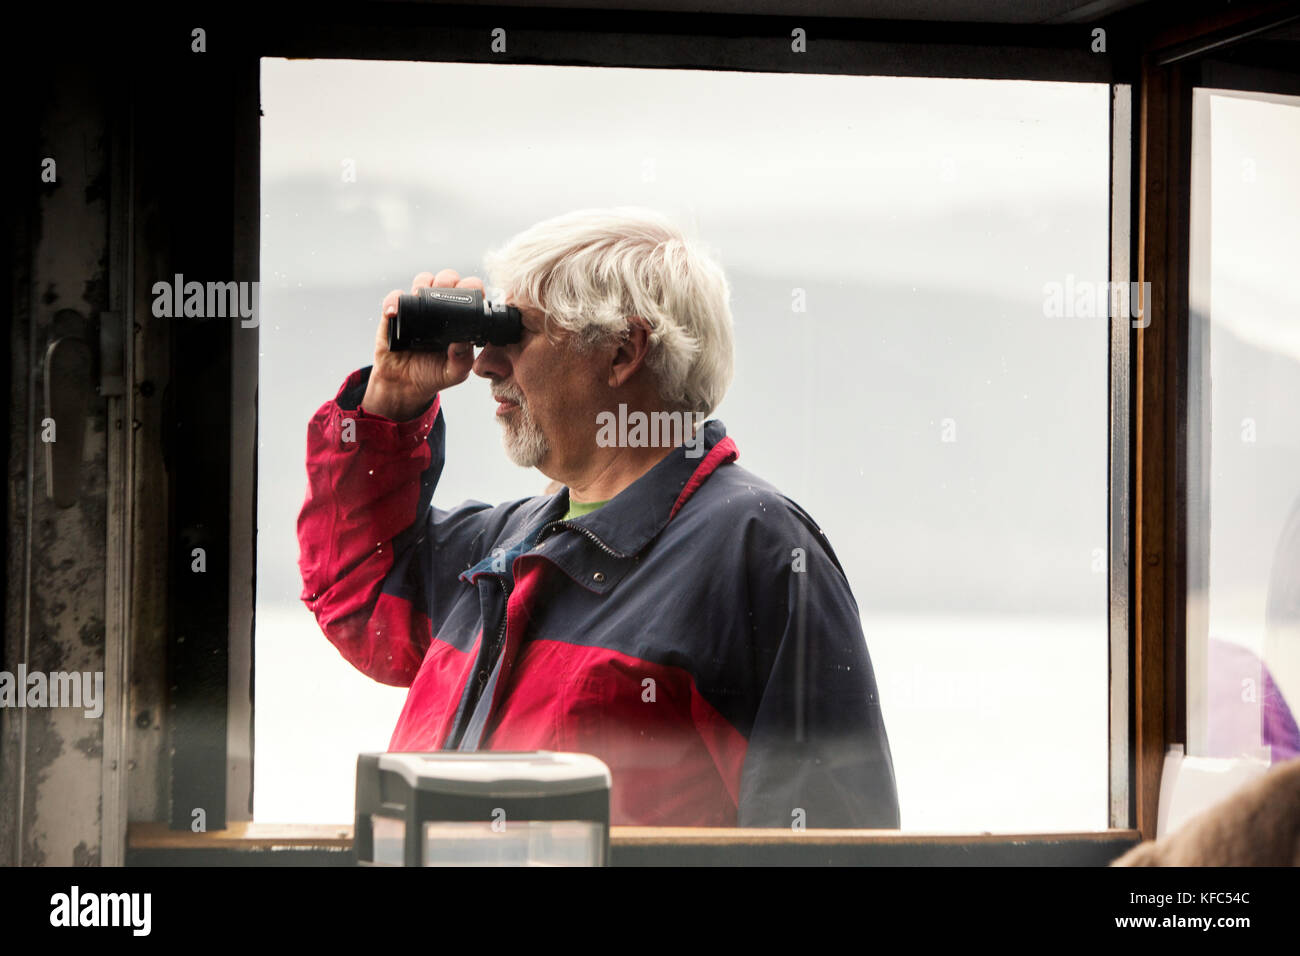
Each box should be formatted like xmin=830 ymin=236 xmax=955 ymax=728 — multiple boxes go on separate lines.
xmin=360 ymin=269 xmax=484 ymax=421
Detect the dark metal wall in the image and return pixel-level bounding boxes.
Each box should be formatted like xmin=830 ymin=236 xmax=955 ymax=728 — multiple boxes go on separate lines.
xmin=3 ymin=17 xmax=259 ymax=864
xmin=3 ymin=59 xmax=115 ymax=866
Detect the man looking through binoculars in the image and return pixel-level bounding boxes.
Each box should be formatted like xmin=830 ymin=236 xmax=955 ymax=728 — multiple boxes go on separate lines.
xmin=297 ymin=207 xmax=900 ymax=828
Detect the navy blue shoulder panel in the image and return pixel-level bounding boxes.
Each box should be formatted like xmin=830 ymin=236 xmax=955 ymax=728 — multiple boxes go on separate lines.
xmin=513 ymin=457 xmax=873 ymax=741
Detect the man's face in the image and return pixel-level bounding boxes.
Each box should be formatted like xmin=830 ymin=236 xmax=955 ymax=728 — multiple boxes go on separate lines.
xmin=472 ymin=300 xmax=608 ymax=474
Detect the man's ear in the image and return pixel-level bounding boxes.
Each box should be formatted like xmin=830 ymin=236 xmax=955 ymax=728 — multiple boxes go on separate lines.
xmin=608 ymin=317 xmax=652 ymax=388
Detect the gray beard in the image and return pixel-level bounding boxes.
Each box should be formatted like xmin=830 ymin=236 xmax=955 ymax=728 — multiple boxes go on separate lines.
xmin=499 ymin=402 xmax=550 ymax=469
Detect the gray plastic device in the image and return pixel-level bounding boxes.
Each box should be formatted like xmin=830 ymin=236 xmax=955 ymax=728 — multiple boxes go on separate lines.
xmin=354 ymin=751 xmax=612 ymax=866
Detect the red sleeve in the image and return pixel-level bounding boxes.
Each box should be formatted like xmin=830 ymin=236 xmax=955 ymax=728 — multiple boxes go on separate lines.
xmin=296 ymin=368 xmax=443 ymax=687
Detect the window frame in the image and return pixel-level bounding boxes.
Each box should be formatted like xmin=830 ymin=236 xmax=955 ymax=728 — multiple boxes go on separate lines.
xmin=122 ymin=0 xmax=1300 ymax=864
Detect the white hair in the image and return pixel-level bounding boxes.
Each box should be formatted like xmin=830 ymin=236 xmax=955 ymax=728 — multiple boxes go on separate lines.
xmin=481 ymin=207 xmax=735 ymax=416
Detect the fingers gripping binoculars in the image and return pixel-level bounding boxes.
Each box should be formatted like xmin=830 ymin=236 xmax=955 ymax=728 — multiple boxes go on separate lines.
xmin=388 ymin=287 xmax=523 ymax=353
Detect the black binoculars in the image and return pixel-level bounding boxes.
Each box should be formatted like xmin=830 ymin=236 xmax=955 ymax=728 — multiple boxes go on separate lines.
xmin=388 ymin=286 xmax=523 ymax=353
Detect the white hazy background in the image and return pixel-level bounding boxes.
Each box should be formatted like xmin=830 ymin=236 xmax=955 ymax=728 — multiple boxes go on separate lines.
xmin=256 ymin=58 xmax=1118 ymax=829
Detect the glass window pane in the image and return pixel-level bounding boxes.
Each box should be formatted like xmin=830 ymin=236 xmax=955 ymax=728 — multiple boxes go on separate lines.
xmin=1188 ymin=88 xmax=1300 ymax=770
xmin=258 ymin=60 xmax=1110 ymax=829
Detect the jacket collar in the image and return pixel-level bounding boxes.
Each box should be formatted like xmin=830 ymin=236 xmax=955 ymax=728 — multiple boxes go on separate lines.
xmin=540 ymin=419 xmax=739 ymax=557
xmin=459 ymin=420 xmax=738 ymax=593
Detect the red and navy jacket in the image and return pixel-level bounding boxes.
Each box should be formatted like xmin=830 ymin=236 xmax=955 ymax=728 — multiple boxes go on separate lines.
xmin=298 ymin=366 xmax=901 ymax=828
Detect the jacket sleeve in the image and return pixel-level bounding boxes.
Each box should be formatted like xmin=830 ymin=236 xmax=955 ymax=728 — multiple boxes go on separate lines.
xmin=297 ymin=366 xmax=494 ymax=687
xmin=735 ymin=499 xmax=902 ymax=829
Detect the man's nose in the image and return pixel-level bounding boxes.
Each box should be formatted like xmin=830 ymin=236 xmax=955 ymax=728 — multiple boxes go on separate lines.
xmin=472 ymin=343 xmax=510 ymax=380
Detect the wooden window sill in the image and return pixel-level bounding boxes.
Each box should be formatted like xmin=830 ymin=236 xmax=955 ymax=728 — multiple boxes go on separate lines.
xmin=125 ymin=822 xmax=1141 ymax=866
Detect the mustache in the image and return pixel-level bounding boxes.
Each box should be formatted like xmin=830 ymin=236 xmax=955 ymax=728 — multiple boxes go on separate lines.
xmin=492 ymin=384 xmax=525 ymax=405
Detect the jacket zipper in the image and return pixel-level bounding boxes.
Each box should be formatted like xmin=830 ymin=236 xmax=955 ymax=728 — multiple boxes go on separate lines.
xmin=454 ymin=576 xmax=508 ymax=751
xmin=489 ymin=576 xmax=508 ymax=660
xmin=483 ymin=518 xmax=619 ymax=672
xmin=458 ymin=519 xmax=617 ymax=748
xmin=535 ymin=519 xmax=628 ymax=558
xmin=479 ymin=575 xmax=509 ymax=694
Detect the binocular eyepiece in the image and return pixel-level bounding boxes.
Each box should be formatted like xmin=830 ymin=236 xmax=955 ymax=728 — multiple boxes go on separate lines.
xmin=389 ymin=286 xmax=523 ymax=353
